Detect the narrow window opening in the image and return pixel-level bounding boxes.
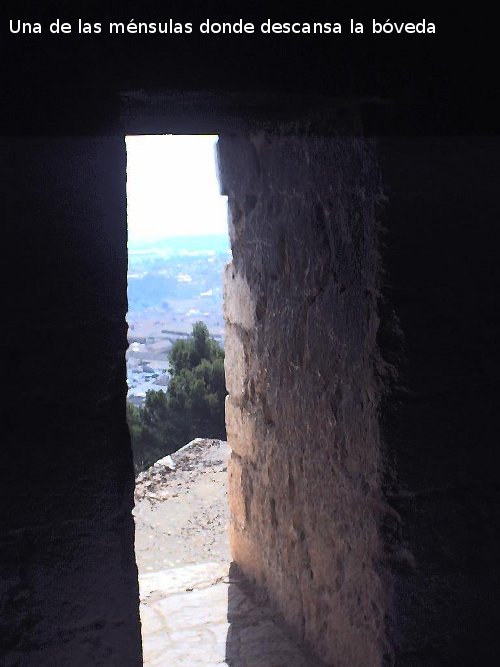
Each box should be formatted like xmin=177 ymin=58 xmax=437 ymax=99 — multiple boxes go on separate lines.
xmin=125 ymin=134 xmax=232 ymax=656
xmin=125 ymin=133 xmax=322 ymax=665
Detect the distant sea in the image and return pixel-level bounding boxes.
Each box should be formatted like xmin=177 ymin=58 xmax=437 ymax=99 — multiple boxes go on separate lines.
xmin=128 ymin=233 xmax=231 ymax=259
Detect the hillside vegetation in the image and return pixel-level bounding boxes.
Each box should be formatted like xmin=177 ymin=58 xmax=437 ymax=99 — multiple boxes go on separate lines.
xmin=127 ymin=321 xmax=226 ymax=473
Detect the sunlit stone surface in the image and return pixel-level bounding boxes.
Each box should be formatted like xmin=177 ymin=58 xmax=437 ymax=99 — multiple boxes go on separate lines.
xmin=140 ymin=562 xmax=323 ymax=666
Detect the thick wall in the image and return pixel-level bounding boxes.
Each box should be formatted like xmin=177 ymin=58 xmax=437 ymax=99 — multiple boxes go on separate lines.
xmin=220 ymin=134 xmax=500 ymax=667
xmin=0 ymin=139 xmax=142 ymax=666
xmin=378 ymin=138 xmax=500 ymax=666
xmin=1 ymin=104 xmax=498 ymax=667
xmin=219 ymin=134 xmax=391 ymax=666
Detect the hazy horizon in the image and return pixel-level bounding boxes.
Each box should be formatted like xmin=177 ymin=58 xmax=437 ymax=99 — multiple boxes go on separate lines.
xmin=128 ymin=231 xmax=230 ymax=252
xmin=126 ymin=134 xmax=228 ymax=245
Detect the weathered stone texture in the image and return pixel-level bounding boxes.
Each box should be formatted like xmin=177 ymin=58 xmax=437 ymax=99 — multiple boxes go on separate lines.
xmin=219 ymin=134 xmax=389 ymax=666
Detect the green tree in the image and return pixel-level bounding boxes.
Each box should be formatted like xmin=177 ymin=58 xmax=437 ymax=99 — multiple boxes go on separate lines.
xmin=127 ymin=322 xmax=227 ymax=473
xmin=169 ymin=321 xmax=223 ymax=374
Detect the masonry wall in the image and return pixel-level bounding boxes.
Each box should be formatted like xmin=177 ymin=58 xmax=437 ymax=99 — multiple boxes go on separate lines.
xmin=0 ymin=139 xmax=142 ymax=666
xmin=220 ymin=134 xmax=500 ymax=667
xmin=219 ymin=134 xmax=390 ymax=667
xmin=1 ymin=117 xmax=498 ymax=667
xmin=378 ymin=138 xmax=500 ymax=666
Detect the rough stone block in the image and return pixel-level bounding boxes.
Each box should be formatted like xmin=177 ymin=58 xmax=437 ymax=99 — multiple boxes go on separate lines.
xmin=229 ymin=524 xmax=264 ymax=586
xmin=220 ymin=133 xmax=385 ymax=667
xmin=228 ymin=453 xmax=247 ymax=530
xmin=225 ymin=398 xmax=259 ymax=462
xmin=224 ymin=262 xmax=256 ymax=330
xmin=224 ymin=326 xmax=248 ymax=402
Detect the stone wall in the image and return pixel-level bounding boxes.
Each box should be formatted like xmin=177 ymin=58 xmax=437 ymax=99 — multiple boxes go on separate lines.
xmin=220 ymin=134 xmax=500 ymax=666
xmin=2 ymin=106 xmax=498 ymax=666
xmin=219 ymin=133 xmax=390 ymax=666
xmin=378 ymin=138 xmax=500 ymax=666
xmin=0 ymin=138 xmax=142 ymax=666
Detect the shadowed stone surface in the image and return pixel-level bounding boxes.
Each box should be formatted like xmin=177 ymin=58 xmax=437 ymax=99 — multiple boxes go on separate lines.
xmin=377 ymin=138 xmax=500 ymax=666
xmin=0 ymin=138 xmax=142 ymax=666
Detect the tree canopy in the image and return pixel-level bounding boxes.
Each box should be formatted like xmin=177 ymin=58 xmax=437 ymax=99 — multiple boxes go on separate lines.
xmin=127 ymin=322 xmax=226 ymax=473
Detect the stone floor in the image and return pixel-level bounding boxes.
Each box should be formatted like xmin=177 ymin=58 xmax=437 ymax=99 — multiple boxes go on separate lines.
xmin=139 ymin=561 xmax=324 ymax=666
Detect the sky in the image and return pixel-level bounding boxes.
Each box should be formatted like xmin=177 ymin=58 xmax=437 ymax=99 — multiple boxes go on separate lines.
xmin=125 ymin=134 xmax=228 ymax=245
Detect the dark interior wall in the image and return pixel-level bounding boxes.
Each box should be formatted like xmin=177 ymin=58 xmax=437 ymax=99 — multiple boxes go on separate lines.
xmin=1 ymin=134 xmax=499 ymax=667
xmin=2 ymin=5 xmax=500 ymax=665
xmin=0 ymin=138 xmax=142 ymax=665
xmin=378 ymin=138 xmax=500 ymax=665
xmin=2 ymin=6 xmax=498 ymax=136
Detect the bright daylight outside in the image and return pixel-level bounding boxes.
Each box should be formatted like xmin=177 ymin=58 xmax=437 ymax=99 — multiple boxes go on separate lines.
xmin=126 ymin=135 xmax=233 ymax=651
xmin=126 ymin=136 xmax=317 ymax=667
